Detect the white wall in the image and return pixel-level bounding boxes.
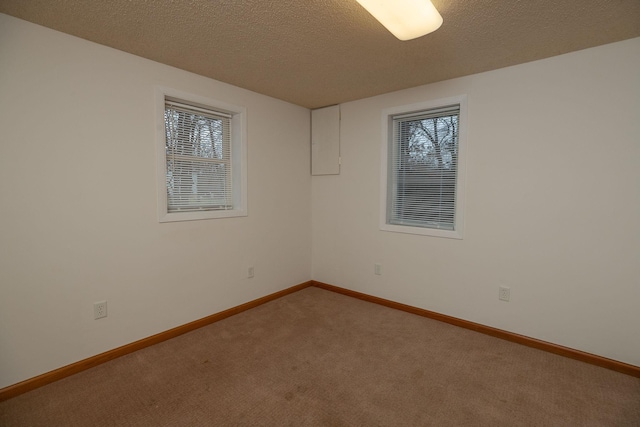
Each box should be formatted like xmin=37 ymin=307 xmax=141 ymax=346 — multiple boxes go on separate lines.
xmin=0 ymin=14 xmax=311 ymax=388
xmin=312 ymin=38 xmax=640 ymax=366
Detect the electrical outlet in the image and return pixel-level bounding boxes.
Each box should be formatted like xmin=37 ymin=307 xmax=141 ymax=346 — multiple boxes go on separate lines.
xmin=94 ymin=301 xmax=107 ymax=319
xmin=374 ymin=263 xmax=382 ymax=275
xmin=247 ymin=266 xmax=255 ymax=278
xmin=498 ymin=286 xmax=510 ymax=302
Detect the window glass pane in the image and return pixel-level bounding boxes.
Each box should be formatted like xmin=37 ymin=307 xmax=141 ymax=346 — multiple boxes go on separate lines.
xmin=164 ymin=104 xmax=232 ymax=212
xmin=390 ymin=108 xmax=459 ymax=230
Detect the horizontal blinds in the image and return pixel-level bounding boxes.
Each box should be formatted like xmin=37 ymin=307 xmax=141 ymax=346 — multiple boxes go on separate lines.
xmin=165 ymin=99 xmax=233 ymax=119
xmin=389 ymin=105 xmax=460 ymax=230
xmin=392 ymin=104 xmax=459 ymax=121
xmin=165 ymin=102 xmax=232 ymax=212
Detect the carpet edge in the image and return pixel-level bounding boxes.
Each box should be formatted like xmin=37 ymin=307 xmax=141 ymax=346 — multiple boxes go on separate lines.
xmin=311 ymin=280 xmax=640 ymax=378
xmin=0 ymin=281 xmax=313 ymax=401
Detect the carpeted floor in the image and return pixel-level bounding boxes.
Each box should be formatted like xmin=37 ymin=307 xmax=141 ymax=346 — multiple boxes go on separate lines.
xmin=1 ymin=286 xmax=639 ymax=426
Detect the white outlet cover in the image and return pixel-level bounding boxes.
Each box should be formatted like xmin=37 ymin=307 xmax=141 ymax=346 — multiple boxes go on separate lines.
xmin=374 ymin=263 xmax=382 ymax=275
xmin=94 ymin=301 xmax=108 ymax=319
xmin=498 ymin=286 xmax=510 ymax=302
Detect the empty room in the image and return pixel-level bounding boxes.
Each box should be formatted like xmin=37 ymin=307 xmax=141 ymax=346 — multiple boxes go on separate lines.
xmin=0 ymin=0 xmax=639 ymax=425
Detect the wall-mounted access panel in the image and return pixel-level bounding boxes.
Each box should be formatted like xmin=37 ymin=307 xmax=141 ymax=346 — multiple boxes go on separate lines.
xmin=311 ymin=105 xmax=340 ymax=175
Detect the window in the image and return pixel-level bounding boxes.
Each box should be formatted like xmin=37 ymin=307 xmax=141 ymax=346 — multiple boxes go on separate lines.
xmin=156 ymin=88 xmax=247 ymax=222
xmin=380 ymin=96 xmax=466 ymax=238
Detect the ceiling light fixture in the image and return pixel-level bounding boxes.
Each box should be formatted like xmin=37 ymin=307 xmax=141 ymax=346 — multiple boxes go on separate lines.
xmin=355 ymin=0 xmax=443 ymax=41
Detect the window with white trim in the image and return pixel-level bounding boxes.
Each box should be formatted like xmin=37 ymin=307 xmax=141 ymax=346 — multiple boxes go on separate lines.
xmin=156 ymin=88 xmax=247 ymax=222
xmin=380 ymin=96 xmax=466 ymax=238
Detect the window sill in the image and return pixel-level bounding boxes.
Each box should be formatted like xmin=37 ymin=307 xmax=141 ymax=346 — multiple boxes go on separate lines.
xmin=380 ymin=222 xmax=463 ymax=239
xmin=159 ymin=208 xmax=247 ymax=223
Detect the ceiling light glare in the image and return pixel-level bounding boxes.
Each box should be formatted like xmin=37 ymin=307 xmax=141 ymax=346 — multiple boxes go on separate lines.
xmin=356 ymin=0 xmax=443 ymax=41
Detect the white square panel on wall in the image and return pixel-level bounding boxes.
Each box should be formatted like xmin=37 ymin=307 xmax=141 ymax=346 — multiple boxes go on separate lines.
xmin=311 ymin=105 xmax=340 ymax=175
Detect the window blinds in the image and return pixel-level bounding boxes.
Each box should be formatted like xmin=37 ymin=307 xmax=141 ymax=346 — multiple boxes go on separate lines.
xmin=164 ymin=101 xmax=233 ymax=212
xmin=389 ymin=104 xmax=460 ymax=230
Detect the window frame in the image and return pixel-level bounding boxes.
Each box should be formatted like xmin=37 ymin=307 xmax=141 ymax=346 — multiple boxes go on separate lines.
xmin=379 ymin=95 xmax=467 ymax=239
xmin=155 ymin=87 xmax=247 ymax=222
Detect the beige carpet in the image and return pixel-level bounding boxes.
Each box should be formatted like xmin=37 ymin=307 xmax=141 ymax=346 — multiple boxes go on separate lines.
xmin=1 ymin=286 xmax=639 ymax=426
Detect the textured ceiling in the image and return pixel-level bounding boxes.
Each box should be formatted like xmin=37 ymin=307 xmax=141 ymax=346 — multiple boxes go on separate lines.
xmin=1 ymin=0 xmax=639 ymax=109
